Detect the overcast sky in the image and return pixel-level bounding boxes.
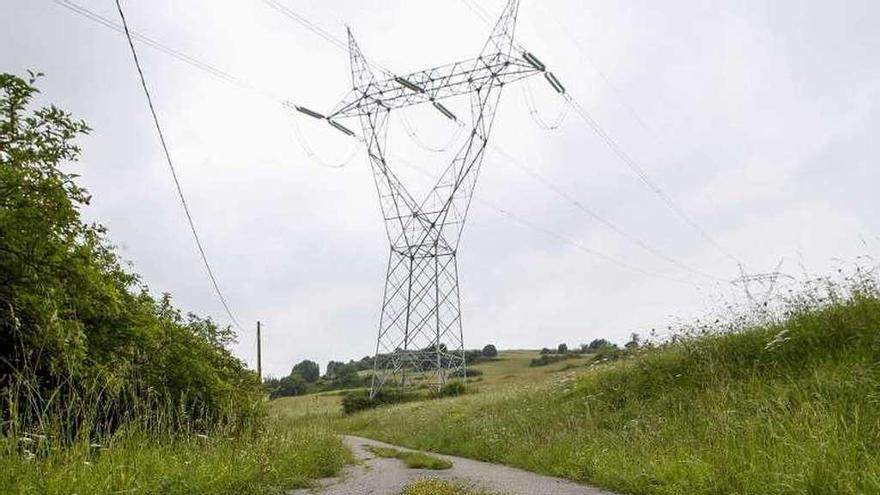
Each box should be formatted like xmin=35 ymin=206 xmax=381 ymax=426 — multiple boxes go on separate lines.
xmin=2 ymin=0 xmax=878 ymax=377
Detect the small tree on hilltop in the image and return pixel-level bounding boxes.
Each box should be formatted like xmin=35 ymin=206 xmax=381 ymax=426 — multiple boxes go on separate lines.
xmin=292 ymin=359 xmax=320 ymax=383
xmin=481 ymin=344 xmax=498 ymax=357
xmin=557 ymin=343 xmax=568 ymax=354
xmin=588 ymin=339 xmax=613 ymax=352
xmin=625 ymin=333 xmax=641 ymax=350
xmin=274 ymin=373 xmax=306 ymax=398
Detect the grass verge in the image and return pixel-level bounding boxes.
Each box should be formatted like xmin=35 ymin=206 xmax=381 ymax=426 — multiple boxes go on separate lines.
xmin=341 ymin=279 xmax=880 ymax=494
xmin=1 ymin=419 xmax=350 ymax=495
xmin=367 ymin=445 xmax=452 ymax=470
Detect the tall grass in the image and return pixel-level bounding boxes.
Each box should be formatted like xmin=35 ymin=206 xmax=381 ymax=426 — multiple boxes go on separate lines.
xmin=1 ymin=372 xmax=350 ymax=494
xmin=341 ymin=270 xmax=880 ymax=494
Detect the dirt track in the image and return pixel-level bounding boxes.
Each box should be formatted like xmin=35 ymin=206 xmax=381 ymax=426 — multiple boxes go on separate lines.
xmin=288 ymin=435 xmax=616 ymax=495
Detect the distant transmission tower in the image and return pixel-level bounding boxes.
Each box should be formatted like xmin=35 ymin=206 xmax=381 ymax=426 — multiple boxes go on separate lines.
xmin=294 ymin=0 xmax=562 ymax=396
xmin=731 ymin=259 xmax=795 ymax=309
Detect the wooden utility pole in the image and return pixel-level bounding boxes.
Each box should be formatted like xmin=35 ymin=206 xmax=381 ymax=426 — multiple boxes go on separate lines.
xmin=256 ymin=321 xmax=262 ymax=381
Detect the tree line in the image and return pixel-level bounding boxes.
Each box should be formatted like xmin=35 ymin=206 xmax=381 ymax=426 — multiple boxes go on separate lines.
xmin=264 ymin=344 xmax=499 ymax=398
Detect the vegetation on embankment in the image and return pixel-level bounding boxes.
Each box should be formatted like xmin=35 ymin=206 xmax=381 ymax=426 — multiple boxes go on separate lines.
xmin=0 ymin=418 xmax=348 ymax=495
xmin=340 ymin=275 xmax=880 ymax=495
xmin=0 ymin=72 xmax=350 ymax=493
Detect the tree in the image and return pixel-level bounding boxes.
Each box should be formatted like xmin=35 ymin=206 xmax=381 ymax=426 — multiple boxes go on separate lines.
xmin=275 ymin=373 xmax=307 ymax=398
xmin=481 ymin=344 xmax=498 ymax=357
xmin=0 ymin=72 xmax=261 ymax=430
xmin=587 ymin=339 xmax=614 ymax=352
xmin=325 ymin=360 xmax=341 ymax=378
xmin=557 ymin=343 xmax=568 ymax=354
xmin=625 ymin=333 xmax=641 ymax=350
xmin=331 ymin=363 xmax=359 ymax=387
xmin=292 ymin=359 xmax=320 ymax=383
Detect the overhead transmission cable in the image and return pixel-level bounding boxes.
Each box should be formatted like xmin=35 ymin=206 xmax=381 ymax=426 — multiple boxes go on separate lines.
xmin=54 ymin=0 xmax=359 ymax=170
xmin=260 ymin=0 xmax=393 ymax=73
xmin=454 ymin=0 xmax=744 ymax=269
xmin=113 ymin=0 xmax=243 ymax=330
xmin=398 ymin=110 xmax=464 ymax=153
xmin=487 ymin=143 xmax=724 ymax=282
xmin=390 ymin=152 xmax=693 ymax=286
xmin=460 ymin=0 xmax=493 ymax=24
xmin=521 ymin=78 xmax=570 ymax=130
xmin=261 ymin=0 xmax=347 ymax=51
xmin=564 ymin=95 xmax=743 ymax=267
xmin=537 ymin=4 xmax=656 ymax=133
xmin=57 ymin=0 xmax=709 ymax=286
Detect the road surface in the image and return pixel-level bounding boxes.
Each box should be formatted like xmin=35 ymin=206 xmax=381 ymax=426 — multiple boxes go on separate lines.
xmin=288 ymin=435 xmax=616 ymax=495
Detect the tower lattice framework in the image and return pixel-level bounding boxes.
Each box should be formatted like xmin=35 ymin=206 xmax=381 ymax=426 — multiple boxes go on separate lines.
xmin=300 ymin=0 xmax=559 ymax=396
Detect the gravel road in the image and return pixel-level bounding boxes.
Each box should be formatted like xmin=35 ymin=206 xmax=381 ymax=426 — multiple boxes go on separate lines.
xmin=288 ymin=435 xmax=616 ymax=495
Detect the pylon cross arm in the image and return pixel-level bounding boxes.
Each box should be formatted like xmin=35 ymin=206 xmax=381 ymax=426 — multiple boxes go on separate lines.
xmin=329 ymin=54 xmax=541 ymax=119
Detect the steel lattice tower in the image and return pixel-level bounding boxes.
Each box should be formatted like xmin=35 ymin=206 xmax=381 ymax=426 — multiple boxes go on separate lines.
xmin=731 ymin=259 xmax=795 ymax=309
xmin=295 ymin=0 xmax=561 ymax=396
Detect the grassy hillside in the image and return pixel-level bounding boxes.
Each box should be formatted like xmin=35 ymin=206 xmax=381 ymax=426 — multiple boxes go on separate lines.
xmin=270 ymin=350 xmax=595 ymax=421
xmin=331 ymin=282 xmax=880 ymax=495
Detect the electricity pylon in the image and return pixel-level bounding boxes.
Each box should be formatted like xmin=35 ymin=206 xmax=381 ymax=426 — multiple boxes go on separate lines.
xmin=295 ymin=0 xmax=561 ymax=397
xmin=731 ymin=259 xmax=795 ymax=310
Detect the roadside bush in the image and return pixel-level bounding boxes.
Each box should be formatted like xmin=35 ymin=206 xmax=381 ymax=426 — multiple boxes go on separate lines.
xmin=530 ymin=354 xmax=574 ymax=367
xmin=592 ymin=345 xmax=624 ymax=362
xmin=0 ymin=72 xmax=261 ymax=439
xmin=448 ymin=368 xmax=483 ymax=378
xmin=341 ymin=388 xmax=414 ymax=414
xmin=438 ymin=380 xmax=466 ymax=397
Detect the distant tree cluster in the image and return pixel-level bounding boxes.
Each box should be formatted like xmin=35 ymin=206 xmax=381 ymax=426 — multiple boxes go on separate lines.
xmin=531 ymin=336 xmax=644 ymax=367
xmin=267 ymin=343 xmax=501 ymax=399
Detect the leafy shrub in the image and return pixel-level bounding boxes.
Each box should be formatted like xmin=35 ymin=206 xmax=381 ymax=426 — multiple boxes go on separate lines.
xmin=448 ymin=368 xmax=483 ymax=378
xmin=530 ymin=353 xmax=577 ymax=367
xmin=0 ymin=72 xmax=261 ymax=437
xmin=593 ymin=345 xmax=624 ymax=362
xmin=481 ymin=344 xmax=498 ymax=357
xmin=341 ymin=388 xmax=413 ymax=414
xmin=438 ymin=380 xmax=466 ymax=397
xmin=584 ymin=338 xmax=615 ymax=352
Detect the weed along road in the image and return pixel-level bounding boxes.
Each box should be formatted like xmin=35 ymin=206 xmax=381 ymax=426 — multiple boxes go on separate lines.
xmin=289 ymin=436 xmax=617 ymax=495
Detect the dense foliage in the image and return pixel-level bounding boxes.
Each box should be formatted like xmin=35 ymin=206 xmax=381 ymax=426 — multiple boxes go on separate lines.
xmin=0 ymin=72 xmax=260 ymax=435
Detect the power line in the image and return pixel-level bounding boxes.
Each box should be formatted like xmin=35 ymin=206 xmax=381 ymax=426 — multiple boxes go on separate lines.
xmin=113 ymin=0 xmax=243 ymax=330
xmin=487 ymin=143 xmax=725 ymax=282
xmin=536 ymin=4 xmax=656 ymax=133
xmin=390 ymin=152 xmax=693 ymax=286
xmin=54 ymin=0 xmax=255 ymax=93
xmin=564 ymin=95 xmax=743 ymax=266
xmin=261 ymin=0 xmax=347 ymax=52
xmin=460 ymin=0 xmax=492 ymax=25
xmin=453 ymin=0 xmax=744 ymax=269
xmin=260 ymin=0 xmax=393 ymax=74
xmin=59 ymin=0 xmax=710 ymax=285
